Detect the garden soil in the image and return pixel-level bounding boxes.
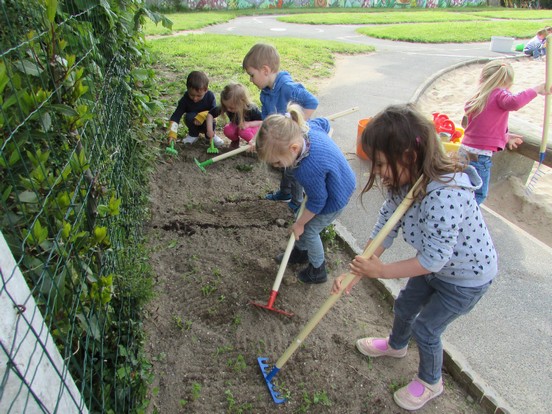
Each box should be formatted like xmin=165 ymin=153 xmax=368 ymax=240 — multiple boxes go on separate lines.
xmin=143 ymin=139 xmax=485 ymax=413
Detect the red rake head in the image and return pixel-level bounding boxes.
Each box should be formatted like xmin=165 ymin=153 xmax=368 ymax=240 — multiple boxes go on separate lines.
xmin=250 ymin=300 xmax=294 ymax=318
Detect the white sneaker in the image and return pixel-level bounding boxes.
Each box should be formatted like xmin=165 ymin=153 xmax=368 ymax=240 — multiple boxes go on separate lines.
xmin=213 ymin=135 xmax=224 ymax=148
xmin=182 ymin=135 xmax=198 ymax=144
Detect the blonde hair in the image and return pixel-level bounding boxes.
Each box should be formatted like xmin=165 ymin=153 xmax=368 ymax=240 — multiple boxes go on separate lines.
xmin=220 ymin=83 xmax=255 ymax=129
xmin=242 ymin=43 xmax=280 ymax=73
xmin=256 ymin=104 xmax=309 ymax=165
xmin=465 ymin=61 xmax=514 ymax=117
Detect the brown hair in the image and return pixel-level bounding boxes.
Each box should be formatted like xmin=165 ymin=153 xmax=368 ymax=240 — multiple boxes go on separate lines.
xmin=255 ymin=104 xmax=308 ymax=166
xmin=361 ymin=104 xmax=463 ymax=200
xmin=220 ymin=83 xmax=254 ymax=129
xmin=242 ymin=43 xmax=280 ymax=73
xmin=186 ymin=71 xmax=209 ymax=91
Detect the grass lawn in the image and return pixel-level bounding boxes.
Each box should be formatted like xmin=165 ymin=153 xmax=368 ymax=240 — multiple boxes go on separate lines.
xmin=357 ymin=19 xmax=552 ymax=42
xmin=148 ymin=34 xmax=373 ymax=108
xmin=277 ymin=10 xmax=484 ymax=25
xmin=143 ymin=12 xmax=237 ymax=35
xmin=144 ymin=8 xmax=552 ymax=42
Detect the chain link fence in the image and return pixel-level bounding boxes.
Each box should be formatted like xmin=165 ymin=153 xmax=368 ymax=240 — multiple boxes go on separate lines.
xmin=1 ymin=0 xmax=161 ymax=412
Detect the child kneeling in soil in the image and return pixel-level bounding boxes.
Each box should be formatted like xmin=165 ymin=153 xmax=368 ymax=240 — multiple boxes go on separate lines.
xmin=332 ymin=104 xmax=498 ymax=411
xmin=207 ymin=83 xmax=262 ymax=149
xmin=255 ymin=104 xmax=356 ymax=284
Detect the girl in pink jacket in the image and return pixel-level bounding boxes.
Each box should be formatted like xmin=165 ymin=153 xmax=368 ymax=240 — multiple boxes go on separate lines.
xmin=461 ymin=60 xmax=549 ymax=204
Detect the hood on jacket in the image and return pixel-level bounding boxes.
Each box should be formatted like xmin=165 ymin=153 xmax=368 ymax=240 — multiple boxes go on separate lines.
xmin=266 ymin=71 xmax=292 ymax=93
xmin=426 ymin=165 xmax=482 ymax=193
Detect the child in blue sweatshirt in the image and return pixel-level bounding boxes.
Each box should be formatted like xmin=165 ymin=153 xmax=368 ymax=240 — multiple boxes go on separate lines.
xmin=256 ymin=104 xmax=356 ymax=284
xmin=243 ymin=43 xmax=319 ymax=213
xmin=332 ymin=104 xmax=498 ymax=411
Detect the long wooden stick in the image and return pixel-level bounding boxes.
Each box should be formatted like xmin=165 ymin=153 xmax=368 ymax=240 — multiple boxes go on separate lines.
xmin=270 ymin=176 xmax=423 ymax=372
xmin=540 ymin=35 xmax=552 ymax=158
xmin=527 ymin=35 xmax=552 ymax=192
xmin=326 ymin=106 xmax=359 ymax=121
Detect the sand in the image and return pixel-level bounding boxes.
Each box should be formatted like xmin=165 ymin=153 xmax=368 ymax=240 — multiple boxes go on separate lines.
xmin=416 ymin=57 xmax=552 ymax=248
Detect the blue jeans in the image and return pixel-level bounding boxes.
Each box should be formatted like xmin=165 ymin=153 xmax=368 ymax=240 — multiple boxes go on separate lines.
xmin=280 ymin=168 xmax=303 ymax=206
xmin=524 ymin=46 xmax=545 ymax=59
xmin=470 ymin=155 xmax=492 ymax=205
xmin=388 ymin=275 xmax=491 ymax=385
xmin=295 ymin=209 xmax=342 ymax=268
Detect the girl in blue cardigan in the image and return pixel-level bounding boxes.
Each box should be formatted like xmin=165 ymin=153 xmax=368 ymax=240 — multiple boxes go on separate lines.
xmin=255 ymin=104 xmax=356 ymax=284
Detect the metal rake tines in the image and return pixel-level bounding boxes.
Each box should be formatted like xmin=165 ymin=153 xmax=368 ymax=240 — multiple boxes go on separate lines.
xmin=525 ymin=166 xmax=546 ymax=195
xmin=257 ymin=357 xmax=286 ymax=404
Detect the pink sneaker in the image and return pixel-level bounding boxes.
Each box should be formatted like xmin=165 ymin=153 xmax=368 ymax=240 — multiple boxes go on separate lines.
xmin=393 ymin=376 xmax=443 ymax=411
xmin=355 ymin=337 xmax=407 ymax=358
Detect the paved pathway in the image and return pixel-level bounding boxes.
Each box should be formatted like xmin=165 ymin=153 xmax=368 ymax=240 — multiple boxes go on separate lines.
xmin=203 ymin=16 xmax=552 ymax=413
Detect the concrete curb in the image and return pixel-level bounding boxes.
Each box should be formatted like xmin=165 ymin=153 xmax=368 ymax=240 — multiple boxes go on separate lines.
xmin=410 ymin=53 xmax=526 ymax=103
xmin=411 ymin=57 xmax=493 ymax=104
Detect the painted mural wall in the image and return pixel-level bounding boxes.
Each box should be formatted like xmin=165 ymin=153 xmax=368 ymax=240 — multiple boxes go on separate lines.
xmin=147 ymin=0 xmax=485 ymax=10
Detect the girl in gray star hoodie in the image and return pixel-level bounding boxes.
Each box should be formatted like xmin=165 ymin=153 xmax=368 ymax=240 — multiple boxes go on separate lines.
xmin=332 ymin=104 xmax=497 ymax=412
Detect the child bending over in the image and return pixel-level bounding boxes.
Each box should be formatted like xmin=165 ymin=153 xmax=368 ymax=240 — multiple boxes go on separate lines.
xmin=256 ymin=104 xmax=355 ymax=284
xmin=332 ymin=104 xmax=498 ymax=411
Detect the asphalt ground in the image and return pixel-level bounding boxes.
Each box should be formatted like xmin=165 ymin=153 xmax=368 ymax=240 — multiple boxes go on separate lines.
xmin=201 ymin=16 xmax=552 ymax=413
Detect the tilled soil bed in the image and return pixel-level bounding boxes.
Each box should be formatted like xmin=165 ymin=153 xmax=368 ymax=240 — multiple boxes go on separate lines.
xmin=143 ymin=139 xmax=485 ymax=414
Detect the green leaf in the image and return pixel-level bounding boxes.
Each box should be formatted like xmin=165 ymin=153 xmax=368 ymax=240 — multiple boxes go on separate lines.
xmin=131 ymin=68 xmax=150 ymax=82
xmin=2 ymin=186 xmax=12 ymax=203
xmin=62 ymin=221 xmax=71 ymax=239
xmin=51 ymin=104 xmax=79 ymax=117
xmin=94 ymin=226 xmax=108 ymax=244
xmin=13 ymin=60 xmax=43 ymax=77
xmin=97 ymin=205 xmax=110 ymax=217
xmin=18 ymin=190 xmax=39 ymax=203
xmin=39 ymin=111 xmax=52 ymax=132
xmin=32 ymin=220 xmax=48 ymax=245
xmin=108 ymin=195 xmax=121 ymax=216
xmin=46 ymin=0 xmax=58 ymax=23
xmin=8 ymin=150 xmax=21 ymax=167
xmin=0 ymin=62 xmax=8 ymax=95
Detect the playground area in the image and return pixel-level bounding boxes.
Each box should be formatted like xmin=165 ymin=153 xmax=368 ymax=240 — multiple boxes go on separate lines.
xmin=417 ymin=57 xmax=552 ymax=247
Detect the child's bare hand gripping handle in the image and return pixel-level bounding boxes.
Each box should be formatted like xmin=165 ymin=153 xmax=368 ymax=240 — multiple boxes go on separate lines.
xmin=331 ymin=176 xmax=424 ymax=297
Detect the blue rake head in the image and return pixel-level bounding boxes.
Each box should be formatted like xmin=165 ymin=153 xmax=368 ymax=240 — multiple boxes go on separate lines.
xmin=257 ymin=357 xmax=286 ymax=404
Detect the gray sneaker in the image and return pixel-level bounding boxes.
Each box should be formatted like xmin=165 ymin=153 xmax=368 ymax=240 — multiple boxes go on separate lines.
xmin=182 ymin=135 xmax=198 ymax=144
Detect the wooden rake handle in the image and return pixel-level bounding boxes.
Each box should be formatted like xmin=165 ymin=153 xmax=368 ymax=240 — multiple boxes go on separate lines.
xmin=271 ymin=198 xmax=308 ymax=292
xmin=541 ymin=35 xmax=552 ymax=158
xmin=326 ymin=107 xmax=359 ymax=121
xmin=274 ymin=176 xmax=424 ymax=370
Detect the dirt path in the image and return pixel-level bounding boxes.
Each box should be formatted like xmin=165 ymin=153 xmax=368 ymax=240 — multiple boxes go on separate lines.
xmin=143 ymin=139 xmax=485 ymax=413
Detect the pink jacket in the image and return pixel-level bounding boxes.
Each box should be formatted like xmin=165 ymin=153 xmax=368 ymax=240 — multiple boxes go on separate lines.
xmin=462 ymin=87 xmax=538 ymax=151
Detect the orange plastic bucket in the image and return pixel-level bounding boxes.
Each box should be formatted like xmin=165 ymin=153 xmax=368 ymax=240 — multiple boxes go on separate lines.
xmin=357 ymin=118 xmax=371 ymax=160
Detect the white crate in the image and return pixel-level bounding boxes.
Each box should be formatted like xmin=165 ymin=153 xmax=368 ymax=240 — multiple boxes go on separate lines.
xmin=490 ymin=36 xmax=514 ymax=53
